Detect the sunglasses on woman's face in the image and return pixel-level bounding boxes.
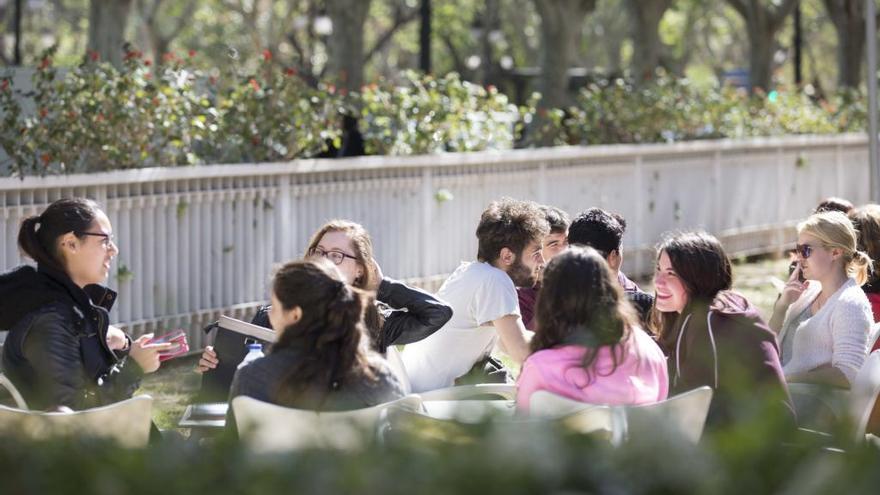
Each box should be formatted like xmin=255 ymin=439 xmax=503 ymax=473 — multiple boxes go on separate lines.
xmin=794 ymin=243 xmax=814 ymax=259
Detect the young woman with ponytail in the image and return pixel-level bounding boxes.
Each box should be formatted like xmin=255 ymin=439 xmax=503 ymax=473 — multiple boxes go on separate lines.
xmin=0 ymin=198 xmax=171 ymax=410
xmin=228 ymin=259 xmax=404 ymax=410
xmin=770 ymin=211 xmax=874 ymax=388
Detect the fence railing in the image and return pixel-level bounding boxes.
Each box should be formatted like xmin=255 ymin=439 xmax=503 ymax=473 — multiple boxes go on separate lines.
xmin=0 ymin=134 xmax=870 ymax=346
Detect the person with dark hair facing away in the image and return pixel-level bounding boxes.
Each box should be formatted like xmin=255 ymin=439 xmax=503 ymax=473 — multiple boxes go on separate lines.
xmin=814 ymin=197 xmax=854 ymax=215
xmin=651 ymin=231 xmax=794 ymax=428
xmin=516 ymin=246 xmax=668 ymax=414
xmin=567 ymin=208 xmax=654 ymax=325
xmin=197 ymin=219 xmax=452 ymax=375
xmin=402 ymin=198 xmax=550 ymax=392
xmin=517 ymin=205 xmax=570 ymax=330
xmin=228 ymin=258 xmax=404 ymax=410
xmin=848 ymin=204 xmax=880 ymax=326
xmin=1 ymin=198 xmax=171 ymax=410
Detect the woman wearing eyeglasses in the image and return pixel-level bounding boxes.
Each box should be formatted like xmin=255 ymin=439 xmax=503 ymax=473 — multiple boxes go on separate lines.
xmin=197 ymin=219 xmax=452 ymax=373
xmin=770 ymin=211 xmax=873 ymax=389
xmin=0 ymin=198 xmax=171 ymax=410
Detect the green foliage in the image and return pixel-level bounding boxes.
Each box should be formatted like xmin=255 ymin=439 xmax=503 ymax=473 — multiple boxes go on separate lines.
xmin=359 ymin=71 xmax=518 ymax=155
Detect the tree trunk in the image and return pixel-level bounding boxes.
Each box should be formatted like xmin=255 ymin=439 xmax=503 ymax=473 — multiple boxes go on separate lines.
xmin=532 ymin=0 xmax=596 ymax=110
xmin=326 ymin=0 xmax=372 ymax=91
xmin=626 ymin=0 xmax=672 ymax=83
xmin=726 ymin=0 xmax=800 ymax=92
xmin=824 ymin=0 xmax=866 ymax=89
xmin=87 ymin=0 xmax=133 ymax=68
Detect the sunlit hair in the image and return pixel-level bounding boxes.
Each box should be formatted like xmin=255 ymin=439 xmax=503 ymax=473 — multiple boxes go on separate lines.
xmin=532 ymin=246 xmax=637 ymax=382
xmin=798 ymin=211 xmax=872 ymax=285
xmin=849 ymin=204 xmax=880 ymax=287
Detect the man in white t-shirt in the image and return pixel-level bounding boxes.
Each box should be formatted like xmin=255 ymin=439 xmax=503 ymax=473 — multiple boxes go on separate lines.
xmin=401 ymin=198 xmax=550 ymax=392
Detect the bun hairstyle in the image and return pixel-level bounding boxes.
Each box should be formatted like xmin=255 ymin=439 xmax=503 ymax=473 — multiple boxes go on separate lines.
xmin=271 ymin=258 xmax=377 ymax=408
xmin=17 ymin=198 xmax=101 ymax=271
xmin=798 ymin=211 xmax=873 ymax=285
xmin=532 ymin=246 xmax=636 ymax=382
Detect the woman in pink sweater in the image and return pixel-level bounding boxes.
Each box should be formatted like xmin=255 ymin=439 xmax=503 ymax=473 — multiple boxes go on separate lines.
xmin=516 ymin=246 xmax=668 ymax=414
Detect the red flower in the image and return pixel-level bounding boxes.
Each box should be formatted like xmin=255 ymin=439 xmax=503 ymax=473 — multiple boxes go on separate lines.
xmin=339 ymin=87 xmax=348 ymax=96
xmin=486 ymin=84 xmax=497 ymax=93
xmin=327 ymin=84 xmax=336 ymax=94
xmin=40 ymin=153 xmax=51 ymax=165
xmin=39 ymin=57 xmax=52 ymax=69
xmin=262 ymin=49 xmax=272 ymax=62
xmin=285 ymin=67 xmax=297 ymax=77
xmin=0 ymin=79 xmax=8 ymax=92
xmin=39 ymin=108 xmax=48 ymax=119
xmin=249 ymin=78 xmax=260 ymax=91
xmin=88 ymin=51 xmax=99 ymax=62
xmin=188 ymin=49 xmax=196 ymax=58
xmin=162 ymin=52 xmax=175 ymax=63
xmin=96 ymin=113 xmax=105 ymax=122
xmin=144 ymin=59 xmax=152 ymax=67
xmin=152 ymin=97 xmax=160 ymax=106
xmin=251 ymin=136 xmax=261 ymax=145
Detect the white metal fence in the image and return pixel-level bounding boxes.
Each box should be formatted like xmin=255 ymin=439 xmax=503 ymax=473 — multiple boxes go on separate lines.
xmin=0 ymin=134 xmax=870 ymax=346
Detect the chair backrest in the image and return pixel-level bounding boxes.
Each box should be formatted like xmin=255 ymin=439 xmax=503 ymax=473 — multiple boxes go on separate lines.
xmin=0 ymin=395 xmax=153 ymax=448
xmin=0 ymin=373 xmax=28 ymax=409
xmin=418 ymin=383 xmax=516 ymax=402
xmin=850 ymin=350 xmax=880 ymax=441
xmin=623 ymin=386 xmax=713 ymax=445
xmin=528 ymin=387 xmax=713 ymax=445
xmin=232 ymin=394 xmax=422 ymax=452
xmin=870 ymin=322 xmax=880 ymax=353
xmin=385 ymin=346 xmax=411 ymax=395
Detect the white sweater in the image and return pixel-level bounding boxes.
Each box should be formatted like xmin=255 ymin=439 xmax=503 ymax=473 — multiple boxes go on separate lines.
xmin=779 ymin=278 xmax=873 ymax=385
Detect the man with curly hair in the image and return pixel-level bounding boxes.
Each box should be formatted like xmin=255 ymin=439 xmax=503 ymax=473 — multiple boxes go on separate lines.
xmin=402 ymin=198 xmax=550 ymax=392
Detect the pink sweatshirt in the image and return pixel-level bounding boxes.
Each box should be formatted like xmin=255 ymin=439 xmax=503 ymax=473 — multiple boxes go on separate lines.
xmin=516 ymin=328 xmax=669 ymax=414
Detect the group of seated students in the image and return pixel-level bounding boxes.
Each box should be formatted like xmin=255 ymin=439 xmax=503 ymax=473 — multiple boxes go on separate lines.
xmin=1 ymin=194 xmax=878 ymax=435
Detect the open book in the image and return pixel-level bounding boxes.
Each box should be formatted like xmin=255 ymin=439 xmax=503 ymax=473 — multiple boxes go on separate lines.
xmin=196 ymin=315 xmax=276 ymax=403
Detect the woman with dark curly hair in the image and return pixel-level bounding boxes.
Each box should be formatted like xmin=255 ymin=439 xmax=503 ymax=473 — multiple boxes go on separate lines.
xmin=516 ymin=246 xmax=668 ymax=414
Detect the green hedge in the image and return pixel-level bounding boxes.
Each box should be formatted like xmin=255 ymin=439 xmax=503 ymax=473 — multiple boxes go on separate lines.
xmin=0 ymin=49 xmax=867 ymax=177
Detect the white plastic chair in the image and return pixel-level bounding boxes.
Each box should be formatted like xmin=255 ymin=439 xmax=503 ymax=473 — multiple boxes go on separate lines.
xmin=385 ymin=346 xmax=411 ymax=395
xmin=529 ymin=387 xmax=714 ymax=446
xmin=0 ymin=373 xmax=28 ymax=409
xmin=232 ymin=394 xmax=422 ymax=452
xmin=849 ymin=350 xmax=880 ymax=441
xmin=418 ymin=383 xmax=516 ymax=401
xmin=0 ymin=395 xmax=153 ymax=448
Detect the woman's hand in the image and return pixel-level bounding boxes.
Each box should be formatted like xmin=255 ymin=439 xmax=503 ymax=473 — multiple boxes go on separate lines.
xmin=106 ymin=325 xmax=129 ymax=351
xmin=365 ymin=258 xmax=385 ymax=291
xmin=128 ymin=334 xmax=173 ymax=374
xmin=778 ymin=263 xmax=808 ymax=309
xmin=195 ymin=346 xmax=219 ymax=373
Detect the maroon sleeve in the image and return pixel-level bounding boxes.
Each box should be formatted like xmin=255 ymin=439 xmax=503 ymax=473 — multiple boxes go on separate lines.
xmin=517 ymin=286 xmax=538 ymax=331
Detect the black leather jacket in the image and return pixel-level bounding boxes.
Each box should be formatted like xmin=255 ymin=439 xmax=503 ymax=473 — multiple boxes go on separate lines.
xmin=0 ymin=265 xmax=142 ymax=410
xmin=250 ymin=277 xmax=452 ymax=353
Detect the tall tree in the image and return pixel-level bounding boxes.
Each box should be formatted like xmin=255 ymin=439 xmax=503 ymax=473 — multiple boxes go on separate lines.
xmin=725 ymin=0 xmax=801 ymax=91
xmin=625 ymin=0 xmax=673 ymax=83
xmin=87 ymin=0 xmax=134 ymax=67
xmin=325 ymin=0 xmax=372 ymax=91
xmin=532 ymin=0 xmax=596 ymax=110
xmin=136 ymin=0 xmax=197 ymax=66
xmin=823 ymin=0 xmax=870 ymax=89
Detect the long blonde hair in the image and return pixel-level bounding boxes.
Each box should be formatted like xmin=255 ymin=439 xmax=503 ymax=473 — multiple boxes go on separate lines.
xmin=798 ymin=211 xmax=872 ymax=285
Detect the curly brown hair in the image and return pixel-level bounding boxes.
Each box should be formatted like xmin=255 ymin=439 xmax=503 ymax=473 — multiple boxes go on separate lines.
xmin=532 ymin=246 xmax=637 ymax=382
xmin=476 ymin=198 xmax=550 ymax=263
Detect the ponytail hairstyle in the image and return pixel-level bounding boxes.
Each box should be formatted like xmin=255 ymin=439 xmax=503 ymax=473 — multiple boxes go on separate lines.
xmin=304 ymin=220 xmax=385 ymax=348
xmin=798 ymin=211 xmax=873 ymax=286
xmin=17 ymin=198 xmax=101 ymax=272
xmin=648 ymin=231 xmax=732 ymax=342
xmin=532 ymin=246 xmax=636 ymax=382
xmin=849 ymin=204 xmax=880 ymax=288
xmin=270 ymin=258 xmax=377 ymax=408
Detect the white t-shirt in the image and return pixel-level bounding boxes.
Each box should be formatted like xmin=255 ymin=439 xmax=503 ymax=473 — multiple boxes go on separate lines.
xmin=401 ymin=261 xmax=521 ymax=392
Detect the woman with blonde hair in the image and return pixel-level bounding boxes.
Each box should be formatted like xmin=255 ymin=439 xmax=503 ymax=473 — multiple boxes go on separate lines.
xmin=770 ymin=211 xmax=874 ymax=388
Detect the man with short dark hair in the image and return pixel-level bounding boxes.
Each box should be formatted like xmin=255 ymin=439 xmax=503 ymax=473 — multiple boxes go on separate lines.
xmin=517 ymin=205 xmax=570 ymax=330
xmin=568 ymin=208 xmax=654 ymax=324
xmin=402 ymin=198 xmax=549 ymax=392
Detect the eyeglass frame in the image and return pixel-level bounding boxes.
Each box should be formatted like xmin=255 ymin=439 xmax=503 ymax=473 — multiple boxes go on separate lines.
xmin=77 ymin=231 xmax=116 ymax=249
xmin=308 ymin=246 xmax=358 ymax=265
xmin=794 ymin=243 xmax=814 ymax=259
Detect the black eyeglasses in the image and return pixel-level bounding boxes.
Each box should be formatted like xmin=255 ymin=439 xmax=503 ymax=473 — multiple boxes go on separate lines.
xmin=794 ymin=243 xmax=814 ymax=259
xmin=78 ymin=231 xmax=115 ymax=249
xmin=309 ymin=247 xmax=357 ymax=265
